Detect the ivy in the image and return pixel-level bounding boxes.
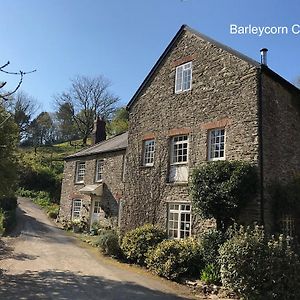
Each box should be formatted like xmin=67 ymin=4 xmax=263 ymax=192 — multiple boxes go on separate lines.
xmin=190 ymin=161 xmax=258 ymax=231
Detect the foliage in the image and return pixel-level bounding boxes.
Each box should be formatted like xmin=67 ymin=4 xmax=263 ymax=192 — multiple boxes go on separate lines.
xmin=0 ymin=195 xmax=17 ymax=211
xmin=0 ymin=105 xmax=18 ymax=197
xmin=145 ymin=238 xmax=203 ymax=280
xmin=269 ymin=176 xmax=300 ymax=234
xmin=11 ymin=91 xmax=38 ymax=141
xmin=0 ymin=211 xmax=4 ymax=236
xmin=190 ymin=161 xmax=258 ymax=231
xmin=17 ymin=154 xmax=62 ymax=203
xmin=71 ymin=217 xmax=88 ymax=233
xmin=90 ymin=217 xmax=118 ymax=235
xmin=17 ymin=188 xmax=59 ymax=219
xmin=121 ymin=224 xmax=167 ymax=265
xmin=26 ymin=111 xmax=54 ymax=146
xmin=219 ymin=225 xmax=300 ymax=300
xmin=107 ymin=107 xmax=128 ymax=136
xmin=200 ymin=264 xmax=221 ymax=285
xmin=96 ymin=230 xmax=121 ymax=257
xmin=199 ymin=229 xmax=226 ymax=266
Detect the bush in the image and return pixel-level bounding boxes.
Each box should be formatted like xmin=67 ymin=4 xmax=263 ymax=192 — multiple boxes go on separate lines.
xmin=96 ymin=230 xmax=121 ymax=257
xmin=190 ymin=161 xmax=258 ymax=231
xmin=121 ymin=224 xmax=166 ymax=265
xmin=200 ymin=264 xmax=221 ymax=285
xmin=47 ymin=204 xmax=59 ymax=219
xmin=219 ymin=225 xmax=300 ymax=299
xmin=146 ymin=238 xmax=203 ymax=280
xmin=0 ymin=195 xmax=17 ymax=211
xmin=0 ymin=211 xmax=4 ymax=236
xmin=200 ymin=229 xmax=226 ymax=266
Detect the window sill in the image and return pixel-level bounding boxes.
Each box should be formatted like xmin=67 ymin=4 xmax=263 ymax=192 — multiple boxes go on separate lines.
xmin=74 ymin=182 xmax=84 ymax=185
xmin=139 ymin=165 xmax=154 ymax=169
xmin=166 ymin=182 xmax=188 ymax=187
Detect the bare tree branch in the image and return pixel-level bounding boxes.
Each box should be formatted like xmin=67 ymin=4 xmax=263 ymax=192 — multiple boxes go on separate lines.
xmin=0 ymin=61 xmax=36 ymax=101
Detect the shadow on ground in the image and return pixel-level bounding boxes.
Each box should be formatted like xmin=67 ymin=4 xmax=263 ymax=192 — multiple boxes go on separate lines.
xmin=0 ymin=270 xmax=190 ymax=300
xmin=0 ymin=239 xmax=37 ymax=262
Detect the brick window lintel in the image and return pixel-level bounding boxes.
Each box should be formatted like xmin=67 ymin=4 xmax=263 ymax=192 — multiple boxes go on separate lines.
xmin=172 ymin=54 xmax=196 ymax=68
xmin=167 ymin=127 xmax=192 ymax=137
xmin=200 ymin=118 xmax=232 ymax=130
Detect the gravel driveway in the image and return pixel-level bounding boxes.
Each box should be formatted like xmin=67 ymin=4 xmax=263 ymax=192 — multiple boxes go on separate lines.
xmin=0 ymin=197 xmax=194 ymax=300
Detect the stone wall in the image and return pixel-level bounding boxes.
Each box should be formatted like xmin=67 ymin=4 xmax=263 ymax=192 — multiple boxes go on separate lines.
xmin=122 ymin=28 xmax=261 ymax=233
xmin=261 ymin=72 xmax=300 ymax=231
xmin=59 ymin=150 xmax=125 ymax=224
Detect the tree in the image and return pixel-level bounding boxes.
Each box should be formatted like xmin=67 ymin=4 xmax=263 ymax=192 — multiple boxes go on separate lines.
xmin=55 ymin=75 xmax=119 ymax=144
xmin=10 ymin=91 xmax=39 ymax=140
xmin=190 ymin=161 xmax=258 ymax=232
xmin=107 ymin=107 xmax=129 ymax=136
xmin=28 ymin=112 xmax=54 ymax=146
xmin=55 ymin=102 xmax=79 ymax=142
xmin=0 ymin=105 xmax=18 ymax=197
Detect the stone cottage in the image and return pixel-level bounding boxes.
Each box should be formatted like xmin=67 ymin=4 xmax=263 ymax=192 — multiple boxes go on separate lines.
xmin=121 ymin=25 xmax=300 ymax=238
xmin=59 ymin=118 xmax=127 ymax=228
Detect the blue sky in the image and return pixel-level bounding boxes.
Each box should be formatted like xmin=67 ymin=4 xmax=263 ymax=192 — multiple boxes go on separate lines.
xmin=1 ymin=0 xmax=299 ymax=112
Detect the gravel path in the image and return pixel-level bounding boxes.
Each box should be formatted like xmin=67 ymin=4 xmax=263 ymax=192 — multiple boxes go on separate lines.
xmin=0 ymin=197 xmax=194 ymax=300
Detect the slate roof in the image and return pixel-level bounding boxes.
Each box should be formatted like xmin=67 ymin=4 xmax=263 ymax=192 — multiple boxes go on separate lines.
xmin=126 ymin=24 xmax=300 ymax=110
xmin=66 ymin=132 xmax=128 ymax=159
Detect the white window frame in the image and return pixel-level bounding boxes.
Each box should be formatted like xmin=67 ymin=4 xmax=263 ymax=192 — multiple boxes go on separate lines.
xmin=208 ymin=128 xmax=226 ymax=161
xmin=143 ymin=139 xmax=155 ymax=166
xmin=168 ymin=203 xmax=192 ymax=239
xmin=170 ymin=135 xmax=189 ymax=165
xmin=72 ymin=199 xmax=82 ymax=220
xmin=175 ymin=62 xmax=192 ymax=93
xmin=75 ymin=161 xmax=85 ymax=183
xmin=95 ymin=159 xmax=104 ymax=182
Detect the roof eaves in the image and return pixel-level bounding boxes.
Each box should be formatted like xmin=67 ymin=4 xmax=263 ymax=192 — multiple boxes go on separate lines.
xmin=126 ymin=24 xmax=187 ymax=110
xmin=260 ymin=65 xmax=300 ymax=95
xmin=65 ymin=146 xmax=127 ymax=160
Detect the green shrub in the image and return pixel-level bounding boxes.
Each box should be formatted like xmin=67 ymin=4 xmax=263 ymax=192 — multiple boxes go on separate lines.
xmin=47 ymin=204 xmax=59 ymax=219
xmin=0 ymin=211 xmax=4 ymax=236
xmin=121 ymin=224 xmax=166 ymax=265
xmin=3 ymin=210 xmax=16 ymax=233
xmin=190 ymin=161 xmax=258 ymax=231
xmin=96 ymin=230 xmax=121 ymax=257
xmin=146 ymin=238 xmax=203 ymax=280
xmin=219 ymin=225 xmax=300 ymax=299
xmin=0 ymin=195 xmax=17 ymax=211
xmin=200 ymin=229 xmax=226 ymax=266
xmin=200 ymin=264 xmax=221 ymax=285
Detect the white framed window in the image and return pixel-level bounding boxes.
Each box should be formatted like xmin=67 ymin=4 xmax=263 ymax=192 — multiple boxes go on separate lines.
xmin=175 ymin=62 xmax=192 ymax=93
xmin=169 ymin=135 xmax=189 ymax=182
xmin=93 ymin=200 xmax=103 ymax=214
xmin=75 ymin=162 xmax=85 ymax=183
xmin=95 ymin=159 xmax=104 ymax=182
xmin=171 ymin=135 xmax=188 ymax=164
xmin=208 ymin=128 xmax=225 ymax=161
xmin=143 ymin=139 xmax=155 ymax=166
xmin=72 ymin=199 xmax=82 ymax=220
xmin=168 ymin=203 xmax=191 ymax=239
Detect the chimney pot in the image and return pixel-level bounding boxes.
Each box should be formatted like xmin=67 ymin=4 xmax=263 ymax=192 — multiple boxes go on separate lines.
xmin=260 ymin=48 xmax=268 ymax=66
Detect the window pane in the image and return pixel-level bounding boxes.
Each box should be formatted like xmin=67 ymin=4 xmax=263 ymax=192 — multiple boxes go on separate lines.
xmin=209 ymin=129 xmax=225 ymax=160
xmin=143 ymin=139 xmax=155 ymax=166
xmin=175 ymin=62 xmax=192 ymax=93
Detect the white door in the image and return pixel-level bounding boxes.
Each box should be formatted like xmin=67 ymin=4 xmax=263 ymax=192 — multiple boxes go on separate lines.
xmin=91 ymin=199 xmax=104 ymax=224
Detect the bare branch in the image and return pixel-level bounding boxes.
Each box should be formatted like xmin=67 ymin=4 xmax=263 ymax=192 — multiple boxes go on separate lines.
xmin=0 ymin=61 xmax=36 ymax=101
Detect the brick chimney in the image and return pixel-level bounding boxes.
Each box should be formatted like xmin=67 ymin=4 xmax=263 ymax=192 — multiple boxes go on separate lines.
xmin=92 ymin=117 xmax=106 ymax=144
